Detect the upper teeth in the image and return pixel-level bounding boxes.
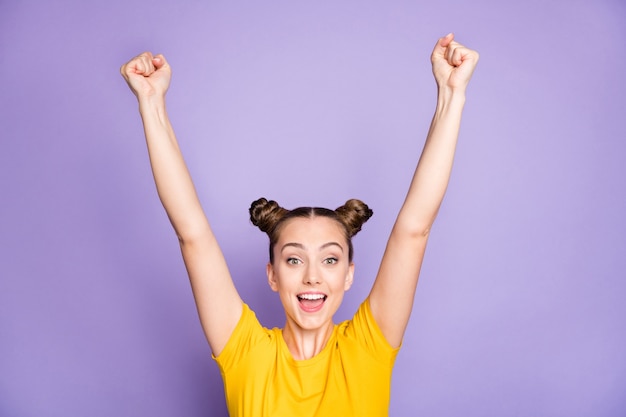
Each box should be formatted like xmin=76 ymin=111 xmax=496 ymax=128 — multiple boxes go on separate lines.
xmin=299 ymin=294 xmax=325 ymax=300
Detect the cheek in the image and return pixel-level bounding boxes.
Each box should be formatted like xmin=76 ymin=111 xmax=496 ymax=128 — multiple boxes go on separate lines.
xmin=330 ymin=269 xmax=350 ymax=290
xmin=271 ymin=267 xmax=298 ymax=288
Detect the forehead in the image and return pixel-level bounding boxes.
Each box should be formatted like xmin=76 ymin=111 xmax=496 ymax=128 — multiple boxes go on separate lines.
xmin=277 ymin=216 xmax=346 ymax=243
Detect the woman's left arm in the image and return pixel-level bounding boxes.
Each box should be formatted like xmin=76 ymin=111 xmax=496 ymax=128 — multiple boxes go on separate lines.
xmin=368 ymin=34 xmax=479 ymax=348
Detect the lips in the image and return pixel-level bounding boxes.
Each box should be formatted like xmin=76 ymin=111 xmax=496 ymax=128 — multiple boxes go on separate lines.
xmin=297 ymin=293 xmax=327 ymax=313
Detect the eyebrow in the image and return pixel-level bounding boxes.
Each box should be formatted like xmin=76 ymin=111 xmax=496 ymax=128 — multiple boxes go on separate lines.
xmin=280 ymin=242 xmax=344 ymax=253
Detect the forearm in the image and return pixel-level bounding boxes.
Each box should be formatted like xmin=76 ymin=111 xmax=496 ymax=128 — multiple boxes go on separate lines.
xmin=395 ymin=87 xmax=466 ymax=234
xmin=138 ymin=96 xmax=209 ymax=241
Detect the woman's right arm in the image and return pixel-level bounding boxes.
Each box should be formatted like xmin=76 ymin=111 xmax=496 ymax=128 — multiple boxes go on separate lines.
xmin=121 ymin=52 xmax=242 ymax=356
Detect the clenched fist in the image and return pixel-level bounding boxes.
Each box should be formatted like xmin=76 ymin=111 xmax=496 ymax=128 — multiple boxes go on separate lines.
xmin=431 ymin=33 xmax=479 ymax=91
xmin=120 ymin=52 xmax=171 ymax=101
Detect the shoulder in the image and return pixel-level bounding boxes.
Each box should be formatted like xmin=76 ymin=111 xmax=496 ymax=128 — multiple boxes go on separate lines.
xmin=337 ymin=299 xmax=400 ymax=362
xmin=213 ymin=304 xmax=276 ymax=369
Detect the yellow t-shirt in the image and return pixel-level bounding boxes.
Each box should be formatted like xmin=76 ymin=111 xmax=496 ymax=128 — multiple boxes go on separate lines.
xmin=213 ymin=299 xmax=400 ymax=417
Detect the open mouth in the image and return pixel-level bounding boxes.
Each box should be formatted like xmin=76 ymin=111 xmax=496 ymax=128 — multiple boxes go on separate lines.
xmin=297 ymin=293 xmax=327 ymax=312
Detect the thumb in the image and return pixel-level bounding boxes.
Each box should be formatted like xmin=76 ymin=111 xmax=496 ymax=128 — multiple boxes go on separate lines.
xmin=436 ymin=33 xmax=454 ymax=52
xmin=152 ymin=54 xmax=170 ymax=72
xmin=431 ymin=33 xmax=454 ymax=62
xmin=439 ymin=33 xmax=454 ymax=47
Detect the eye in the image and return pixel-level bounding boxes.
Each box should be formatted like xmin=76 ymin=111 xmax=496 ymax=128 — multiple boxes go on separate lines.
xmin=286 ymin=257 xmax=302 ymax=265
xmin=323 ymin=257 xmax=338 ymax=265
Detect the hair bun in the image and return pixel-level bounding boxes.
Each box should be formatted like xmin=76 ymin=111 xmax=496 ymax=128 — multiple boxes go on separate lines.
xmin=335 ymin=199 xmax=373 ymax=238
xmin=249 ymin=198 xmax=288 ymax=234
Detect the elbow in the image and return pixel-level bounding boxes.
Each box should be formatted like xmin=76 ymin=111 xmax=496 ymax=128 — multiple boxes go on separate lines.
xmin=416 ymin=226 xmax=432 ymax=238
xmin=175 ymin=222 xmax=213 ymax=246
xmin=408 ymin=226 xmax=432 ymax=240
xmin=393 ymin=216 xmax=434 ymax=240
xmin=394 ymin=204 xmax=440 ymax=239
xmin=393 ymin=219 xmax=432 ymax=240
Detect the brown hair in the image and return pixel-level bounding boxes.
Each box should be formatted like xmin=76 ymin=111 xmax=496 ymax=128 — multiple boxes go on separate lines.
xmin=249 ymin=198 xmax=373 ymax=263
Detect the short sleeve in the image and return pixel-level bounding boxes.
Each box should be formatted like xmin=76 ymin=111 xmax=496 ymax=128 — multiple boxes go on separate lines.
xmin=341 ymin=298 xmax=400 ymax=367
xmin=212 ymin=303 xmax=271 ymax=372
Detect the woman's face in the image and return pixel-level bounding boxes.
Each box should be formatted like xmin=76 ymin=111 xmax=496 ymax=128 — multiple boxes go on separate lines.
xmin=267 ymin=216 xmax=354 ymax=331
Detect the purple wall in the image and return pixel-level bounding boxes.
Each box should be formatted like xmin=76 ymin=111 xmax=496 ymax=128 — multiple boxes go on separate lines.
xmin=1 ymin=1 xmax=625 ymax=416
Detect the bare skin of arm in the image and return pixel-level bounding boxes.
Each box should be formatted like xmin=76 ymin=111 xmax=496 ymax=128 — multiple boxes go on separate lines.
xmin=368 ymin=34 xmax=479 ymax=348
xmin=121 ymin=53 xmax=242 ymax=356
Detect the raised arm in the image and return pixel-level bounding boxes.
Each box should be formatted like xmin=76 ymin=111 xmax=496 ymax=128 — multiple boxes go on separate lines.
xmin=121 ymin=53 xmax=242 ymax=355
xmin=368 ymin=34 xmax=479 ymax=348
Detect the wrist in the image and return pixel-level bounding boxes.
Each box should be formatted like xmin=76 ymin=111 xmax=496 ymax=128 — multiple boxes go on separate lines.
xmin=435 ymin=87 xmax=466 ymax=113
xmin=437 ymin=84 xmax=466 ymax=99
xmin=138 ymin=94 xmax=169 ymax=126
xmin=138 ymin=93 xmax=167 ymax=113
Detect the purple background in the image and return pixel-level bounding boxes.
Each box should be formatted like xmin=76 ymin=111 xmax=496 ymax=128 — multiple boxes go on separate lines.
xmin=1 ymin=1 xmax=625 ymax=416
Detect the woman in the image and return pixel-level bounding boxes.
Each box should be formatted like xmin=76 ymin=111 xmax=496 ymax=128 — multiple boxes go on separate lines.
xmin=121 ymin=33 xmax=478 ymax=416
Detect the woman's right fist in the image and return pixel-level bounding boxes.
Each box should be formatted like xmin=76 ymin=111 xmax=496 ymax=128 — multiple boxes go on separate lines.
xmin=120 ymin=52 xmax=171 ymax=100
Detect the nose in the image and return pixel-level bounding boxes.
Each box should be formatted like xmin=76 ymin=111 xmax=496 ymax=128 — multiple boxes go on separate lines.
xmin=304 ymin=264 xmax=321 ymax=285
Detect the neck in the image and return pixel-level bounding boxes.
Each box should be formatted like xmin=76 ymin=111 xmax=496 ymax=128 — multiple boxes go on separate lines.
xmin=282 ymin=320 xmax=335 ymax=360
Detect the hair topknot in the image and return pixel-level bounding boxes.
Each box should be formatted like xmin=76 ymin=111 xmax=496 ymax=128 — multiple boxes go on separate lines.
xmin=249 ymin=197 xmax=373 ymax=263
xmin=249 ymin=198 xmax=288 ymax=234
xmin=335 ymin=199 xmax=373 ymax=238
